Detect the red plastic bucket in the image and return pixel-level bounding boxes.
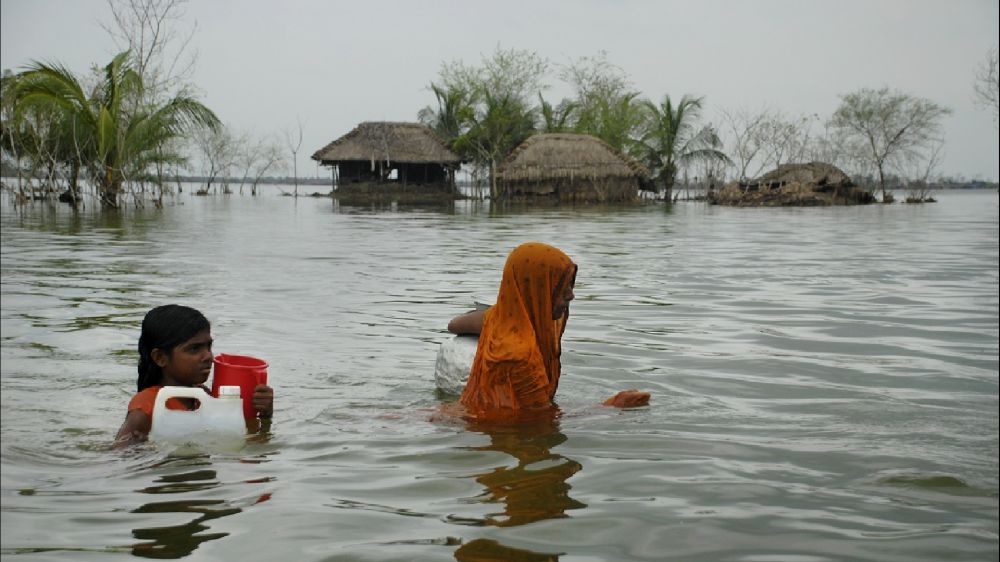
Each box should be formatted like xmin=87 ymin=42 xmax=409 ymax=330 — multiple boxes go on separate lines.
xmin=211 ymin=353 xmax=268 ymax=419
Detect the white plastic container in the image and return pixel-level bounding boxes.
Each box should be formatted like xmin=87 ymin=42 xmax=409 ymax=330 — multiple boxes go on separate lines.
xmin=434 ymin=297 xmax=492 ymax=394
xmin=149 ymin=386 xmax=247 ymax=452
xmin=434 ymin=335 xmax=479 ymax=395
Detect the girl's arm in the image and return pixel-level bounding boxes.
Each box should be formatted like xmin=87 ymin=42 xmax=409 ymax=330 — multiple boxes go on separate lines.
xmin=113 ymin=409 xmax=152 ymax=447
xmin=448 ymin=309 xmax=486 ymax=335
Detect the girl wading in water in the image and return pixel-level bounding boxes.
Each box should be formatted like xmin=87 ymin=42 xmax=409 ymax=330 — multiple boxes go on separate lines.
xmin=114 ymin=305 xmax=274 ymax=447
xmin=446 ymin=242 xmax=649 ymax=422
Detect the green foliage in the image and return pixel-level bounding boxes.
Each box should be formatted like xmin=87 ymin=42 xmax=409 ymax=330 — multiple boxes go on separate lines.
xmin=454 ymin=91 xmax=536 ymax=197
xmin=425 ymin=46 xmax=545 ymax=194
xmin=638 ymin=94 xmax=729 ymax=193
xmin=416 ymin=50 xmax=732 ymax=202
xmin=560 ymin=52 xmax=645 ymax=154
xmin=417 ymin=82 xmax=476 ymax=148
xmin=11 ymin=50 xmax=219 ymax=207
xmin=574 ymin=92 xmax=645 ymax=155
xmin=538 ymin=94 xmax=577 ymax=134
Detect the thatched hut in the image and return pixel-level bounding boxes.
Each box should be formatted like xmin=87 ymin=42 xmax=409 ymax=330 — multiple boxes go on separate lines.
xmin=709 ymin=162 xmax=876 ymax=206
xmin=495 ymin=133 xmax=649 ymax=202
xmin=312 ymin=122 xmax=461 ymax=196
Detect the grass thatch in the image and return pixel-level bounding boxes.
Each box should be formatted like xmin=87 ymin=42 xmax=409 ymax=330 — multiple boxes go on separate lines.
xmin=710 ymin=162 xmax=876 ymax=206
xmin=751 ymin=162 xmax=854 ymax=189
xmin=312 ymin=122 xmax=460 ymax=165
xmin=496 ymin=133 xmax=649 ymax=182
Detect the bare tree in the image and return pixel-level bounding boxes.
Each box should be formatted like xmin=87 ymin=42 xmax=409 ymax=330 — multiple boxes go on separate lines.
xmin=284 ymin=117 xmax=304 ymax=197
xmin=193 ymin=125 xmax=235 ymax=194
xmin=973 ymin=46 xmax=999 ymax=125
xmin=830 ymin=87 xmax=950 ymax=202
xmin=250 ymin=141 xmax=286 ymax=195
xmin=102 ymin=0 xmax=199 ymax=102
xmin=720 ymin=106 xmax=771 ymax=182
xmin=234 ymin=133 xmax=285 ymax=196
xmin=760 ymin=112 xmax=813 ymax=170
xmin=896 ymin=136 xmax=945 ymax=203
xmin=102 ymin=0 xmax=200 ymax=194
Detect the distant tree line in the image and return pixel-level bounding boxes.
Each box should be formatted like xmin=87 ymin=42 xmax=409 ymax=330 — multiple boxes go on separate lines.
xmin=419 ymin=46 xmax=997 ymax=203
xmin=2 ymin=3 xmax=996 ymax=209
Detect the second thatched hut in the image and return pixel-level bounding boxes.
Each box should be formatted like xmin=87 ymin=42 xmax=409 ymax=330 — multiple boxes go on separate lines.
xmin=495 ymin=133 xmax=649 ymax=202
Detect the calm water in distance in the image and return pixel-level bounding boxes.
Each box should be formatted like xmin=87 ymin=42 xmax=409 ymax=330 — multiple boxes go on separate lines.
xmin=1 ymin=189 xmax=998 ymax=561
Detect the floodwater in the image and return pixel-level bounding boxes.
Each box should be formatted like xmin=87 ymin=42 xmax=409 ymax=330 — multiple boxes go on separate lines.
xmin=1 ymin=189 xmax=997 ymax=561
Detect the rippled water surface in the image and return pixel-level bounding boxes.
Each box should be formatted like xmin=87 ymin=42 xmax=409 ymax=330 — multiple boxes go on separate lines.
xmin=1 ymin=190 xmax=998 ymax=561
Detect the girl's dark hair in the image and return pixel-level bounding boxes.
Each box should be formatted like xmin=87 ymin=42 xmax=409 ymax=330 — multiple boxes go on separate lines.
xmin=137 ymin=305 xmax=210 ymax=391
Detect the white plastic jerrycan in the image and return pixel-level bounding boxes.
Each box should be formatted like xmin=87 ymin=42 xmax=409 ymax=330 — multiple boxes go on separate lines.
xmin=149 ymin=386 xmax=247 ymax=451
xmin=433 ymin=297 xmax=491 ymax=395
xmin=434 ymin=335 xmax=479 ymax=395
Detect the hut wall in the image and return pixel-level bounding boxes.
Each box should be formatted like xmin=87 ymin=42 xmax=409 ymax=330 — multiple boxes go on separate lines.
xmin=329 ymin=161 xmax=453 ymax=193
xmin=500 ymin=177 xmax=638 ymax=203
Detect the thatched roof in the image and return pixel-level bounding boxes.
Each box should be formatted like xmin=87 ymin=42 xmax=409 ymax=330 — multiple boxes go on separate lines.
xmin=712 ymin=162 xmax=872 ymax=206
xmin=497 ymin=133 xmax=649 ymax=182
xmin=749 ymin=162 xmax=854 ymax=188
xmin=312 ymin=122 xmax=460 ymax=165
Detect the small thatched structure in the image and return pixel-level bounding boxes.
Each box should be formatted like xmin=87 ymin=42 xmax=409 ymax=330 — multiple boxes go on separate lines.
xmin=495 ymin=133 xmax=649 ymax=202
xmin=709 ymin=162 xmax=876 ymax=206
xmin=312 ymin=122 xmax=461 ymax=196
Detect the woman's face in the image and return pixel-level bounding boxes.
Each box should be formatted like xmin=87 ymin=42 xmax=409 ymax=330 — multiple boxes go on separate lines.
xmin=155 ymin=329 xmax=214 ymax=386
xmin=552 ymin=271 xmax=576 ymax=320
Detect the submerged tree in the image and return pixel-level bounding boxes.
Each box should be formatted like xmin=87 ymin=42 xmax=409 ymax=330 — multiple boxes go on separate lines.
xmin=560 ymin=52 xmax=644 ymax=155
xmin=537 ymin=94 xmax=577 ymax=134
xmin=639 ymin=94 xmax=729 ymax=201
xmin=455 ymin=91 xmax=536 ymax=199
xmin=417 ymin=82 xmax=476 ymax=148
xmin=973 ymin=46 xmax=999 ymax=125
xmin=830 ymin=87 xmax=950 ymax=202
xmin=15 ymin=51 xmax=220 ymax=207
xmin=426 ymin=46 xmax=546 ymax=195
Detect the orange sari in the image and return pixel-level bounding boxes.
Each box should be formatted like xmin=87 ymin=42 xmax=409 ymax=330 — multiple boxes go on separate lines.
xmin=460 ymin=243 xmax=577 ymax=422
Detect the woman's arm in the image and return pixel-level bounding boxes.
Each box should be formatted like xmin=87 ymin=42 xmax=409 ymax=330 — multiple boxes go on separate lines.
xmin=448 ymin=309 xmax=486 ymax=335
xmin=252 ymin=384 xmax=274 ymax=419
xmin=603 ymin=389 xmax=651 ymax=408
xmin=113 ymin=409 xmax=152 ymax=447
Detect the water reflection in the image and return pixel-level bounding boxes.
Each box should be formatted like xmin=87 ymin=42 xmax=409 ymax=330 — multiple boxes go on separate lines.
xmin=129 ymin=457 xmax=242 ymax=559
xmin=463 ymin=419 xmax=585 ymax=528
xmin=454 ymin=538 xmax=561 ymax=562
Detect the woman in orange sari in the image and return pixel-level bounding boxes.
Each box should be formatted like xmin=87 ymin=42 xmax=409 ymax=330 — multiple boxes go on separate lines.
xmin=448 ymin=242 xmax=649 ymax=422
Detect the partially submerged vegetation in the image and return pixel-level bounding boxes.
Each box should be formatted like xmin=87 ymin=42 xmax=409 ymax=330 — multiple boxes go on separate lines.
xmin=709 ymin=162 xmax=875 ymax=206
xmin=2 ymin=2 xmax=996 ymax=209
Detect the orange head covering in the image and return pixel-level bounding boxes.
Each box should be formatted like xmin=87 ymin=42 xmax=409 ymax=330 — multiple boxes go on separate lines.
xmin=460 ymin=242 xmax=577 ymax=421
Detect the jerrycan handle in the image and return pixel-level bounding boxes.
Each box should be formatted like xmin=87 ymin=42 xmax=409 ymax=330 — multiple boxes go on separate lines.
xmin=153 ymin=386 xmax=212 ymax=411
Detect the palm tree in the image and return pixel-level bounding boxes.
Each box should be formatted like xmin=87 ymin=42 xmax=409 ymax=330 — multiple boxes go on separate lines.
xmin=417 ymin=82 xmax=475 ymax=149
xmin=454 ymin=91 xmax=536 ymax=199
xmin=640 ymin=94 xmax=729 ymax=201
xmin=15 ymin=51 xmax=219 ymax=208
xmin=538 ymin=94 xmax=578 ymax=133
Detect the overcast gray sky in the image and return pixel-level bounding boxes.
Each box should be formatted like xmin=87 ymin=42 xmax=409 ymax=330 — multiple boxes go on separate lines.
xmin=2 ymin=0 xmax=998 ymax=181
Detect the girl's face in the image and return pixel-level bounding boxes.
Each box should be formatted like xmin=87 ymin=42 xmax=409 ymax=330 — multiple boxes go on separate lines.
xmin=154 ymin=329 xmax=214 ymax=387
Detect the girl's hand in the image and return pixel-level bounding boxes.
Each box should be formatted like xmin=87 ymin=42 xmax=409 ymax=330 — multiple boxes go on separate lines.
xmin=603 ymin=389 xmax=650 ymax=408
xmin=252 ymin=384 xmax=274 ymax=418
